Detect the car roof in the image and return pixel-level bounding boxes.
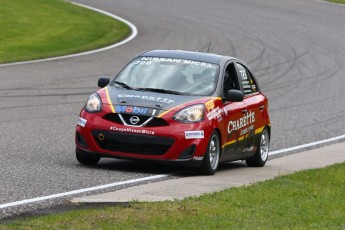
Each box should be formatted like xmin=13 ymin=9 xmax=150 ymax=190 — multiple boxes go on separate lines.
xmin=139 ymin=50 xmax=236 ymax=64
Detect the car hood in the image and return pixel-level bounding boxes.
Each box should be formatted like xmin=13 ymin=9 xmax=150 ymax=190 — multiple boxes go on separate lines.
xmin=101 ymin=86 xmax=209 ymax=115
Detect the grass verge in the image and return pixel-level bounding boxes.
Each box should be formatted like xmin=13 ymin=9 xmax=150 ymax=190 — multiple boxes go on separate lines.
xmin=1 ymin=162 xmax=345 ymax=229
xmin=327 ymin=0 xmax=345 ymax=4
xmin=0 ymin=0 xmax=130 ymax=64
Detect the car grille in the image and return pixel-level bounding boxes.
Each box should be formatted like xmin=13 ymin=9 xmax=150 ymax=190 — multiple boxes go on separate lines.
xmin=103 ymin=113 xmax=169 ymax=127
xmin=92 ymin=130 xmax=174 ymax=155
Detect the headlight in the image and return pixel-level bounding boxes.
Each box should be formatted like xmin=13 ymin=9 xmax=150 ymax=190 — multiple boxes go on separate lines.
xmin=84 ymin=93 xmax=102 ymax=113
xmin=173 ymin=104 xmax=205 ymax=123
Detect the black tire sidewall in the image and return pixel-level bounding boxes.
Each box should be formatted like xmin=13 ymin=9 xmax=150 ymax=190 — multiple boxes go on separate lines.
xmin=76 ymin=149 xmax=100 ymax=165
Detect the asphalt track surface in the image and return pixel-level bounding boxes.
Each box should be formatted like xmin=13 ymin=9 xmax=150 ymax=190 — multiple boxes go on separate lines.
xmin=1 ymin=0 xmax=345 ymax=219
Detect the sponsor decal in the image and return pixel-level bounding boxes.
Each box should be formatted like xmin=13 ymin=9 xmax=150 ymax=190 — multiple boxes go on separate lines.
xmin=193 ymin=156 xmax=204 ymax=161
xmin=77 ymin=117 xmax=87 ymax=127
xmin=240 ymin=125 xmax=254 ymax=136
xmin=206 ymin=107 xmax=223 ymax=120
xmin=138 ymin=57 xmax=214 ymax=68
xmin=110 ymin=126 xmax=155 ymax=135
xmin=185 ymin=131 xmax=204 ymax=139
xmin=138 ymin=57 xmax=182 ymax=64
xmin=116 ymin=105 xmax=149 ymax=115
xmin=239 ymin=68 xmax=247 ymax=80
xmin=227 ymin=111 xmax=255 ymax=134
xmin=117 ymin=94 xmax=175 ymax=104
xmin=182 ymin=60 xmax=213 ymax=68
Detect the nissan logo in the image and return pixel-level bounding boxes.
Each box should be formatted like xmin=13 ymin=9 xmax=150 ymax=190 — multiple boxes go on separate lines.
xmin=129 ymin=116 xmax=140 ymax=125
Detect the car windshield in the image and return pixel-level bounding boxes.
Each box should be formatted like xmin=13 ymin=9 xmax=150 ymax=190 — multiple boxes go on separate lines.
xmin=113 ymin=56 xmax=219 ymax=96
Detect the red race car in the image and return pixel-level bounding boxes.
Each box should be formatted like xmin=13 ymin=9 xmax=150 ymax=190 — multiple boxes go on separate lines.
xmin=76 ymin=50 xmax=271 ymax=175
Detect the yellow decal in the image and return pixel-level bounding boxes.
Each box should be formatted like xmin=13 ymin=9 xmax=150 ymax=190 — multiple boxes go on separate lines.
xmin=205 ymin=100 xmax=215 ymax=111
xmin=222 ymin=125 xmax=265 ymax=148
xmin=105 ymin=87 xmax=115 ymax=113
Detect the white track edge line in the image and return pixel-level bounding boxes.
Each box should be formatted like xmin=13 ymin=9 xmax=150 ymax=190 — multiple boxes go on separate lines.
xmin=0 ymin=174 xmax=168 ymax=209
xmin=0 ymin=2 xmax=138 ymax=67
xmin=269 ymin=134 xmax=345 ymax=156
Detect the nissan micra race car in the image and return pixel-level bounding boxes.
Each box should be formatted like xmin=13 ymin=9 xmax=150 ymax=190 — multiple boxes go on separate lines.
xmin=76 ymin=50 xmax=271 ymax=175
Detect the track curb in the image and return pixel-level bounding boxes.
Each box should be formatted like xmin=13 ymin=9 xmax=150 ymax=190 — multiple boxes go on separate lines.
xmin=71 ymin=142 xmax=345 ymax=203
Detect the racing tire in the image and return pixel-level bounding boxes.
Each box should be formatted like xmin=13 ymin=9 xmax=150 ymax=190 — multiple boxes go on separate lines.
xmin=246 ymin=127 xmax=269 ymax=167
xmin=76 ymin=149 xmax=101 ymax=166
xmin=198 ymin=131 xmax=220 ymax=175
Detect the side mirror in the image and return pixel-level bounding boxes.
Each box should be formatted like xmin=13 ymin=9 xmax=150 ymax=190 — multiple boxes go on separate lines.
xmin=98 ymin=77 xmax=110 ymax=88
xmin=224 ymin=89 xmax=244 ymax=102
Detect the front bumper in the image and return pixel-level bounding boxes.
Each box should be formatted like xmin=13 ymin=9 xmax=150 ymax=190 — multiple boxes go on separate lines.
xmin=76 ymin=147 xmax=202 ymax=167
xmin=75 ymin=109 xmax=214 ymax=167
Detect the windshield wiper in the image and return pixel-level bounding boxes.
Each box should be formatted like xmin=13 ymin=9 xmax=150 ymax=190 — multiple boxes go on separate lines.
xmin=113 ymin=81 xmax=133 ymax=90
xmin=135 ymin=88 xmax=188 ymax=95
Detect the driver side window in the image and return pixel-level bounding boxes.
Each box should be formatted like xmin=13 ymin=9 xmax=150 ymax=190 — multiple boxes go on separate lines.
xmin=236 ymin=63 xmax=258 ymax=95
xmin=223 ymin=63 xmax=239 ymax=95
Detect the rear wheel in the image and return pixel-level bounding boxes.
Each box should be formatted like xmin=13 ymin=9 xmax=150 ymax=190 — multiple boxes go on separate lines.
xmin=246 ymin=128 xmax=269 ymax=167
xmin=198 ymin=131 xmax=220 ymax=175
xmin=76 ymin=149 xmax=100 ymax=166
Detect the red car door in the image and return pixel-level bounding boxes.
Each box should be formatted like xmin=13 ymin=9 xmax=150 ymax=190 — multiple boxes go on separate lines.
xmin=221 ymin=62 xmax=250 ymax=160
xmin=235 ymin=62 xmax=268 ymax=154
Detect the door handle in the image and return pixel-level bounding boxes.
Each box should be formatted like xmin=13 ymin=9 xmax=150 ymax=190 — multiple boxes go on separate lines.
xmin=242 ymin=109 xmax=248 ymax=114
xmin=259 ymin=105 xmax=265 ymax=111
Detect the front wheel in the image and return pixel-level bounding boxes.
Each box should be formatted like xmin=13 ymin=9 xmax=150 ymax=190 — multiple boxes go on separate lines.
xmin=198 ymin=131 xmax=220 ymax=175
xmin=76 ymin=149 xmax=101 ymax=166
xmin=246 ymin=127 xmax=269 ymax=167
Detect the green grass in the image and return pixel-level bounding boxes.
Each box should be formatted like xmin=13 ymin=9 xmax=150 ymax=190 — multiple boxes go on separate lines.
xmin=327 ymin=0 xmax=345 ymax=4
xmin=1 ymin=162 xmax=345 ymax=229
xmin=0 ymin=0 xmax=130 ymax=64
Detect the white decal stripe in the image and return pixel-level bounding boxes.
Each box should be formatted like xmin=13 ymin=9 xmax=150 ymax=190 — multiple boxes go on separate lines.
xmin=0 ymin=174 xmax=168 ymax=209
xmin=0 ymin=2 xmax=138 ymax=67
